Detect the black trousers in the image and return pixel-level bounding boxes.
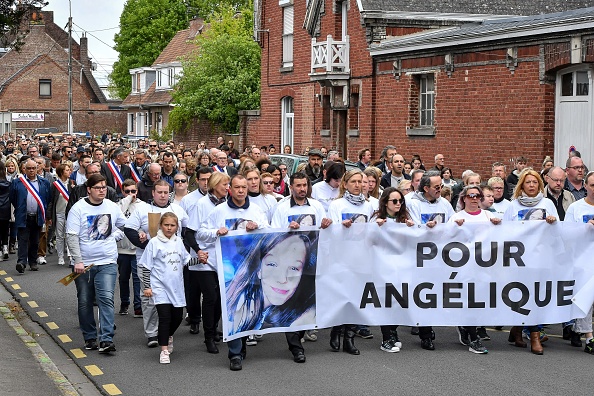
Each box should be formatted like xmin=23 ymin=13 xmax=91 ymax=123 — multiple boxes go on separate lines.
xmin=156 ymin=304 xmax=184 ymax=346
xmin=196 ymin=271 xmax=221 ymax=340
xmin=0 ymin=219 xmax=9 ymax=246
xmin=380 ymin=325 xmax=399 ymax=341
xmin=285 ymin=331 xmax=305 ymax=355
xmin=17 ymin=216 xmax=41 ymax=267
xmin=183 ymin=267 xmax=202 ymax=324
xmin=418 ymin=326 xmax=433 ymax=340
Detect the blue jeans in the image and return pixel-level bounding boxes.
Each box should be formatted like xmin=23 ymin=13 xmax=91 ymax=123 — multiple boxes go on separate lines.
xmin=228 ymin=337 xmax=246 ymax=360
xmin=117 ymin=253 xmax=141 ymax=311
xmin=74 ymin=263 xmax=117 ymax=342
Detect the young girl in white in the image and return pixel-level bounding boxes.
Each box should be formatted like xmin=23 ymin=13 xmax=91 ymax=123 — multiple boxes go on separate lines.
xmin=138 ymin=212 xmax=190 ymax=364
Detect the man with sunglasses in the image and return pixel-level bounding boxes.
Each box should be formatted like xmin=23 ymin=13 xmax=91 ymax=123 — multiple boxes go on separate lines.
xmin=408 ymin=170 xmax=454 ymax=351
xmin=148 ymin=140 xmax=159 ymax=163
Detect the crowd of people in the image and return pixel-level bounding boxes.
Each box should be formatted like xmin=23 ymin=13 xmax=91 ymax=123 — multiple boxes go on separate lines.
xmin=1 ymin=132 xmax=593 ymax=369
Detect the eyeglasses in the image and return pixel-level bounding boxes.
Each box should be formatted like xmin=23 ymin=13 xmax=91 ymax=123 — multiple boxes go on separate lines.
xmin=279 ymin=168 xmax=287 ymax=172
xmin=174 ymin=179 xmax=187 ymax=184
xmin=262 ymin=181 xmax=274 ymax=185
xmin=466 ymin=193 xmax=483 ymax=199
xmin=568 ymin=166 xmax=585 ymax=171
xmin=390 ymin=198 xmax=404 ymax=205
xmin=547 ymin=176 xmax=565 ymax=184
xmin=492 ymin=187 xmax=504 ymax=190
xmin=124 ymin=189 xmax=137 ymax=194
xmin=149 ymin=144 xmax=157 ymax=147
xmin=90 ymin=186 xmax=107 ymax=190
xmin=25 ymin=166 xmax=37 ymax=170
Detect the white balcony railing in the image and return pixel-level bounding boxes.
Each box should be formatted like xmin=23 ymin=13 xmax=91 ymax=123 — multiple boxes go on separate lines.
xmin=311 ymin=35 xmax=350 ymax=74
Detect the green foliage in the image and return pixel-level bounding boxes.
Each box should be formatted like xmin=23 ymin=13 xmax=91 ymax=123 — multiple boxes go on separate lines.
xmin=149 ymin=128 xmax=172 ymax=143
xmin=110 ymin=0 xmax=250 ymax=100
xmin=0 ymin=1 xmax=48 ymax=50
xmin=169 ymin=6 xmax=260 ymax=134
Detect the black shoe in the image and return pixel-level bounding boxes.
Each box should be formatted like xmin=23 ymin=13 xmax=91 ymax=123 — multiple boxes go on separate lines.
xmin=563 ymin=325 xmax=572 ymax=340
xmin=118 ymin=305 xmax=129 ymax=315
xmin=147 ymin=336 xmax=159 ymax=348
xmin=98 ymin=341 xmax=116 ymax=354
xmin=293 ymin=351 xmax=306 ymax=363
xmin=189 ymin=324 xmax=200 ymax=334
xmin=457 ymin=327 xmax=470 ymax=346
xmin=330 ymin=329 xmax=341 ymax=351
xmin=354 ymin=328 xmax=373 ymax=339
xmin=229 ymin=357 xmax=242 ymax=371
xmin=571 ymin=330 xmax=583 ymax=347
xmin=411 ymin=326 xmax=419 ymax=335
xmin=343 ymin=330 xmax=360 ymax=355
xmin=205 ymin=339 xmax=219 ymax=354
xmin=477 ymin=326 xmax=491 ymax=341
xmin=421 ymin=338 xmax=435 ymax=350
xmin=84 ymin=339 xmax=98 ymax=350
xmin=494 ymin=326 xmax=503 ymax=331
xmin=584 ymin=339 xmax=594 ymax=354
xmin=213 ymin=332 xmax=221 ymax=343
xmin=30 ymin=264 xmax=39 ymax=271
xmin=16 ymin=263 xmax=25 ymax=274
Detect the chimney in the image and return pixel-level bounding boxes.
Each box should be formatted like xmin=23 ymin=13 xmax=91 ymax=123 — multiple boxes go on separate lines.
xmin=79 ymin=34 xmax=92 ymax=69
xmin=188 ymin=18 xmax=205 ymax=39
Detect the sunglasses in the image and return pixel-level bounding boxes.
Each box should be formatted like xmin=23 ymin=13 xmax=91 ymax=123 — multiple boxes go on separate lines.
xmin=466 ymin=193 xmax=483 ymax=199
xmin=262 ymin=181 xmax=274 ymax=185
xmin=124 ymin=189 xmax=137 ymax=194
xmin=149 ymin=145 xmax=157 ymax=147
xmin=174 ymin=179 xmax=187 ymax=183
xmin=390 ymin=198 xmax=404 ymax=205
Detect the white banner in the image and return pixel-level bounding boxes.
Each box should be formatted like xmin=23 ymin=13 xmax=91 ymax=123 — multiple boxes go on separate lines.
xmin=217 ymin=222 xmax=594 ymax=341
xmin=11 ymin=113 xmax=44 ymax=122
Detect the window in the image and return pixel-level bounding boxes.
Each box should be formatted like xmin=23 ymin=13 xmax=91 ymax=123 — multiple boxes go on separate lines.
xmin=127 ymin=114 xmax=134 ymax=133
xmin=281 ymin=97 xmax=294 ymax=150
xmin=39 ymin=79 xmax=51 ymax=97
xmin=156 ymin=69 xmax=162 ymax=88
xmin=132 ymin=73 xmax=141 ymax=93
xmin=562 ymin=70 xmax=590 ymax=97
xmin=168 ymin=68 xmax=175 ymax=87
xmin=419 ymin=74 xmax=435 ymax=126
xmin=282 ymin=5 xmax=294 ymax=68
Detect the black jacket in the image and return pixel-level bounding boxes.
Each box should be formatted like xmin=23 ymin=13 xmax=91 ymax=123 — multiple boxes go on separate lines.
xmin=0 ymin=179 xmax=10 ymax=221
xmin=137 ymin=172 xmax=155 ymax=203
xmin=100 ymin=161 xmax=132 ymax=197
xmin=65 ymin=184 xmax=118 ymax=218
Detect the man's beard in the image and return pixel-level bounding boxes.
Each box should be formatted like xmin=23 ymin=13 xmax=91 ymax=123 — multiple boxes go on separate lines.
xmin=312 ymin=165 xmax=321 ymax=177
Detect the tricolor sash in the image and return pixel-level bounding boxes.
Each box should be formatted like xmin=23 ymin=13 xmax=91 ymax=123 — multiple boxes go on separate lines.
xmin=106 ymin=161 xmax=124 ymax=190
xmin=19 ymin=175 xmax=46 ymax=221
xmin=130 ymin=164 xmax=141 ymax=183
xmin=53 ymin=179 xmax=69 ymax=202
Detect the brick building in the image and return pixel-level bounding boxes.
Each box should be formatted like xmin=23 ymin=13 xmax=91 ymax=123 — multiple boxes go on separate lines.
xmin=245 ymin=0 xmax=594 ymax=176
xmin=0 ymin=10 xmax=126 ymax=137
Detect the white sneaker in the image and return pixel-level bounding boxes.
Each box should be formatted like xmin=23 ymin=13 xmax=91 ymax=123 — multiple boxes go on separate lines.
xmin=246 ymin=335 xmax=257 ymax=346
xmin=37 ymin=256 xmax=47 ymax=265
xmin=58 ymin=257 xmax=65 ymax=266
xmin=159 ymin=350 xmax=170 ymax=364
xmin=303 ymin=330 xmax=318 ymax=342
xmin=167 ymin=336 xmax=174 ymax=354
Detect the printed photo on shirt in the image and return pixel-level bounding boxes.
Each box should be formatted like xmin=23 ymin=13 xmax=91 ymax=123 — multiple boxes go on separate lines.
xmin=420 ymin=213 xmax=445 ymax=224
xmin=219 ymin=230 xmax=319 ymax=339
xmin=518 ymin=208 xmax=546 ymax=221
xmin=582 ymin=214 xmax=594 ymax=223
xmin=86 ymin=214 xmax=111 ymax=240
xmin=341 ymin=213 xmax=368 ymax=223
xmin=225 ymin=218 xmax=250 ymax=230
xmin=288 ymin=214 xmax=316 ymax=226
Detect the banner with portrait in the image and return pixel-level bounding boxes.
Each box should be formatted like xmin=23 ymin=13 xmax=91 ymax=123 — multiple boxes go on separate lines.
xmin=217 ymin=228 xmax=319 ymax=341
xmin=216 ymin=222 xmax=594 ymax=340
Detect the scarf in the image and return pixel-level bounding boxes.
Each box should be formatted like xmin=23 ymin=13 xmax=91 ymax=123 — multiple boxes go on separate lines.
xmin=273 ymin=179 xmax=286 ymax=195
xmin=156 ymin=229 xmax=176 ymax=242
xmin=208 ymin=193 xmax=226 ymax=206
xmin=227 ymin=195 xmax=250 ymax=209
xmin=344 ymin=190 xmax=366 ymax=206
xmin=517 ymin=192 xmax=543 ymax=207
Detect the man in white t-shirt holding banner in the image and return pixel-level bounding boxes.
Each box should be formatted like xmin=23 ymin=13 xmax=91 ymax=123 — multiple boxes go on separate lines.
xmin=66 ymin=174 xmax=126 ymax=354
xmin=124 ymin=180 xmax=188 ymax=348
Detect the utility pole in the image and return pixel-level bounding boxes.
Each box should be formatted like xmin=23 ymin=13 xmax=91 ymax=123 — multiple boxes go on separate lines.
xmin=67 ymin=0 xmax=73 ymax=135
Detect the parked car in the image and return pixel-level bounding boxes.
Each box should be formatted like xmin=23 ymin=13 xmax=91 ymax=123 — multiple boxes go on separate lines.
xmin=268 ymin=154 xmax=358 ymax=175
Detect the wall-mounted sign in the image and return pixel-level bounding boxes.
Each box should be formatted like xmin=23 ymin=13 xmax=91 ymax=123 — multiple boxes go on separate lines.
xmin=12 ymin=113 xmax=45 ymax=122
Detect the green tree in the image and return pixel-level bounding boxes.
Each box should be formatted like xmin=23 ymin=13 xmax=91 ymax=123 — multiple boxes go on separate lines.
xmin=110 ymin=0 xmax=249 ymax=100
xmin=0 ymin=1 xmax=48 ymax=50
xmin=168 ymin=6 xmax=260 ymax=133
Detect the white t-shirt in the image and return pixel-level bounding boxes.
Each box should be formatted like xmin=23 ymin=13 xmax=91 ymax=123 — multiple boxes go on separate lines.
xmin=503 ymin=198 xmax=559 ymax=222
xmin=565 ymin=198 xmax=594 ymax=223
xmin=271 ymin=197 xmax=327 ymax=228
xmin=125 ymin=201 xmax=189 ymax=261
xmin=491 ymin=199 xmax=511 ymax=219
xmin=139 ymin=236 xmax=190 ymax=307
xmin=311 ymin=181 xmax=339 ymax=214
xmin=66 ymin=198 xmax=126 ymax=266
xmin=408 ymin=194 xmax=455 ymax=224
xmin=200 ymin=200 xmax=269 ymax=272
xmin=449 ymin=209 xmax=494 ymax=223
xmin=249 ymin=194 xmax=277 ymax=224
xmin=368 ymin=196 xmax=379 ymax=212
xmin=327 ymin=197 xmax=374 ymax=224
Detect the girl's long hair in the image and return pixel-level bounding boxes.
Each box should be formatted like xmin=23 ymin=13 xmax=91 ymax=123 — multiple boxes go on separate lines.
xmin=372 ymin=187 xmax=410 ymax=223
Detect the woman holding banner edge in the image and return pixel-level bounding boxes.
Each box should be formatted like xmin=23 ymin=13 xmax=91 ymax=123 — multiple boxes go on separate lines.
xmin=372 ymin=187 xmax=414 ymax=353
xmin=503 ymin=168 xmax=558 ymax=355
xmin=327 ymin=169 xmax=374 ymax=355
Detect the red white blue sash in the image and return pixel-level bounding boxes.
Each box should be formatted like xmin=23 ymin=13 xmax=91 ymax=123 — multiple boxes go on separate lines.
xmin=19 ymin=175 xmax=46 ymax=220
xmin=130 ymin=164 xmax=141 ymax=183
xmin=106 ymin=161 xmax=124 ymax=189
xmin=53 ymin=179 xmax=69 ymax=202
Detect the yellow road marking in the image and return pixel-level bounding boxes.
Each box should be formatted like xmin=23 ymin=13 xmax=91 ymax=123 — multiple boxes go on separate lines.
xmin=58 ymin=334 xmax=72 ymax=343
xmin=36 ymin=311 xmax=48 ymax=318
xmin=85 ymin=365 xmax=103 ymax=376
xmin=46 ymin=322 xmax=59 ymax=330
xmin=19 ymin=292 xmax=28 ymax=298
xmin=70 ymin=349 xmax=86 ymax=359
xmin=27 ymin=301 xmax=39 ymax=308
xmin=11 ymin=284 xmax=20 ymax=290
xmin=0 ymin=270 xmax=6 ymax=275
xmin=4 ymin=277 xmax=13 ymax=282
xmin=102 ymin=384 xmax=122 ymax=395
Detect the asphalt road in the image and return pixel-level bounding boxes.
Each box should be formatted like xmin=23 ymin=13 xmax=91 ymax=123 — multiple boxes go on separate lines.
xmin=1 ymin=252 xmax=593 ymax=396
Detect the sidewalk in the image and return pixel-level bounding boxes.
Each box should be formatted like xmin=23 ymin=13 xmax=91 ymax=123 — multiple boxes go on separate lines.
xmin=0 ymin=284 xmax=101 ymax=396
